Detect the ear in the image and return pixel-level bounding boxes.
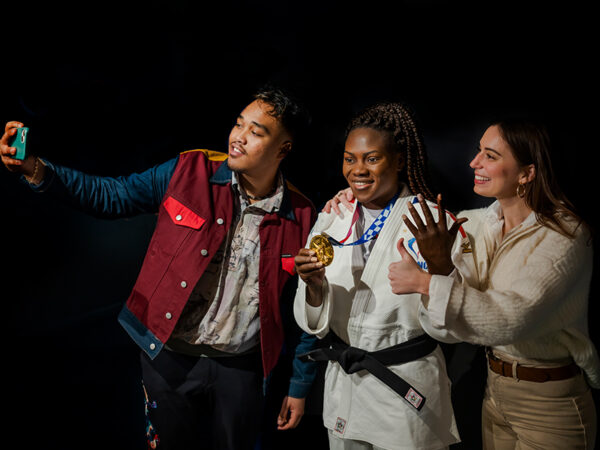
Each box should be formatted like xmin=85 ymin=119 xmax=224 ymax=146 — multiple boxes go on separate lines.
xmin=278 ymin=140 xmax=292 ymax=159
xmin=396 ymin=153 xmax=405 ymax=173
xmin=519 ymin=164 xmax=536 ymax=184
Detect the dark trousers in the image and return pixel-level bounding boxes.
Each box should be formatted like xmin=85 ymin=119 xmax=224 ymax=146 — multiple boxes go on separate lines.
xmin=140 ymin=349 xmax=264 ymax=450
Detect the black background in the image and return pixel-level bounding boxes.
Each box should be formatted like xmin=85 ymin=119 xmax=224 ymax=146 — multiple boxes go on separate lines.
xmin=2 ymin=0 xmax=598 ymax=448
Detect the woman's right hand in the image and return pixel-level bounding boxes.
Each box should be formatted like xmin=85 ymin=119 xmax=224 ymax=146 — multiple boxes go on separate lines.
xmin=404 ymin=193 xmax=468 ymax=275
xmin=322 ymin=187 xmax=354 ymax=216
xmin=294 ymin=248 xmax=325 ymax=287
xmin=294 ymin=248 xmax=325 ymax=306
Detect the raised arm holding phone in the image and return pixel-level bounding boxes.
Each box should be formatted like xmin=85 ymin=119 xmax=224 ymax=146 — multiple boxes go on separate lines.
xmin=1 ymin=87 xmax=320 ymax=450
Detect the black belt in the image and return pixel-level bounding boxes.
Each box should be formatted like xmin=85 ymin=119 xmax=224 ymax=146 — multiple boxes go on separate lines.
xmin=299 ymin=333 xmax=437 ymax=411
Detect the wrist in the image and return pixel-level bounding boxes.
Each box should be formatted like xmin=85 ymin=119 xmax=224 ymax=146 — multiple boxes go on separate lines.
xmin=426 ymin=262 xmax=455 ymax=276
xmin=24 ymin=157 xmax=45 ymax=185
xmin=305 ymin=283 xmax=323 ymax=307
xmin=418 ymin=272 xmax=432 ymax=295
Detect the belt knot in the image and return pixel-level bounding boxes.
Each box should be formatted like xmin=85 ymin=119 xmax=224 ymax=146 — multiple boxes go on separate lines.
xmin=338 ymin=345 xmax=368 ymax=374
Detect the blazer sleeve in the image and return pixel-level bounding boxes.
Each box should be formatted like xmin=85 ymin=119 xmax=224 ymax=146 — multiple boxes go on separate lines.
xmin=425 ymin=227 xmax=593 ymax=346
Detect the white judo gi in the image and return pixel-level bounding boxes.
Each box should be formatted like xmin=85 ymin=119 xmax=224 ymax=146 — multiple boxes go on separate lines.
xmin=294 ymin=186 xmax=470 ymax=449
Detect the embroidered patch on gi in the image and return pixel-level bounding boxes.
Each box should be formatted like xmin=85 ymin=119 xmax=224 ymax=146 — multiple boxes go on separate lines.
xmin=461 ymin=241 xmax=473 ymax=253
xmin=405 ymin=388 xmax=424 ymax=409
xmin=334 ymin=417 xmax=347 ymax=434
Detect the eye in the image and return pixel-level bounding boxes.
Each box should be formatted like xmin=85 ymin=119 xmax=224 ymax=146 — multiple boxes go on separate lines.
xmin=367 ymin=156 xmax=379 ymax=163
xmin=485 ymin=153 xmax=496 ymax=160
xmin=343 ymin=156 xmax=354 ymax=163
xmin=251 ymin=130 xmax=263 ymax=137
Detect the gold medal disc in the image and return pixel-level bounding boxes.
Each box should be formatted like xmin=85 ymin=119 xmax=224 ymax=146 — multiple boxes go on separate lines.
xmin=309 ymin=234 xmax=334 ymax=266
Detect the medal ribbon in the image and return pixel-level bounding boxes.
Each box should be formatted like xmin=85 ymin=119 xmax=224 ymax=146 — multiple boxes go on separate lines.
xmin=331 ymin=193 xmax=399 ymax=247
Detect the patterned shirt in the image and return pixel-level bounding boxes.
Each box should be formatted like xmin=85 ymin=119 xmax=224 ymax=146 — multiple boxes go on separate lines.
xmin=169 ymin=172 xmax=284 ymax=355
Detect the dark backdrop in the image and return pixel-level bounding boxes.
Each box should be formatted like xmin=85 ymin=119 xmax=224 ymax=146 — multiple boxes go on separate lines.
xmin=3 ymin=1 xmax=598 ymax=448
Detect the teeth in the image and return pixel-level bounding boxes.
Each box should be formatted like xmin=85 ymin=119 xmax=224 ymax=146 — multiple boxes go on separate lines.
xmin=475 ymin=175 xmax=490 ymax=181
xmin=354 ymin=181 xmax=372 ymax=185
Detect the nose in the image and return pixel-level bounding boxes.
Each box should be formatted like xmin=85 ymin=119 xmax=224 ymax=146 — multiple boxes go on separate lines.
xmin=470 ymin=152 xmax=482 ymax=169
xmin=231 ymin=125 xmax=247 ymax=144
xmin=352 ymin=160 xmax=369 ymax=176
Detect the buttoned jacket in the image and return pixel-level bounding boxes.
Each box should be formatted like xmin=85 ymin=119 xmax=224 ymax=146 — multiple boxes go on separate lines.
xmin=34 ymin=150 xmax=317 ymax=395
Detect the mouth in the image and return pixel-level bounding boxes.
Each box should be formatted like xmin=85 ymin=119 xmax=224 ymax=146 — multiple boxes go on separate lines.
xmin=229 ymin=143 xmax=245 ymax=158
xmin=350 ymin=179 xmax=374 ymax=190
xmin=474 ymin=174 xmax=490 ymax=185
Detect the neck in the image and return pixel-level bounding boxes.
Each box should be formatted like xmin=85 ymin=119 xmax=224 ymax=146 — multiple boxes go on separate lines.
xmin=239 ymin=169 xmax=279 ymax=203
xmin=498 ymin=195 xmax=533 ymax=235
xmin=361 ymin=186 xmax=400 ymax=210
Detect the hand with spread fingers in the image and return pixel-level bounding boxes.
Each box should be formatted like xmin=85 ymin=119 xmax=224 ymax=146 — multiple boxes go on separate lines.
xmin=294 ymin=248 xmax=325 ymax=307
xmin=403 ymin=193 xmax=468 ymax=276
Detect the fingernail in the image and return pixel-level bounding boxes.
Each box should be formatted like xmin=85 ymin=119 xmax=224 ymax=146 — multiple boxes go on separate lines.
xmin=417 ymin=193 xmax=423 ymax=200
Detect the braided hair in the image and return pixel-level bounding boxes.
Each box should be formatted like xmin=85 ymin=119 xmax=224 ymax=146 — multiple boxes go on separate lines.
xmin=346 ymin=102 xmax=435 ymax=201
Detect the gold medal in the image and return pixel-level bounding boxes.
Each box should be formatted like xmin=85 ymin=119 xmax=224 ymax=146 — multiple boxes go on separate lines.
xmin=309 ymin=233 xmax=334 ymax=266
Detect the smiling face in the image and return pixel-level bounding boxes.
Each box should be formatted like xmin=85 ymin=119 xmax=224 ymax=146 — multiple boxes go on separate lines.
xmin=470 ymin=125 xmax=531 ymax=200
xmin=227 ymin=99 xmax=291 ymax=177
xmin=343 ymin=127 xmax=403 ymax=209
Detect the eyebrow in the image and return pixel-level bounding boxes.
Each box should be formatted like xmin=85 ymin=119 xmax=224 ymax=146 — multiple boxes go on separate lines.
xmin=484 ymin=147 xmax=502 ymax=156
xmin=478 ymin=145 xmax=502 ymax=157
xmin=238 ymin=114 xmax=271 ymax=135
xmin=344 ymin=150 xmax=381 ymax=155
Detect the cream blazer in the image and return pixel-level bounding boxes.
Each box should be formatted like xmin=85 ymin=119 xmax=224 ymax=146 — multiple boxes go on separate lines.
xmin=426 ymin=201 xmax=600 ymax=388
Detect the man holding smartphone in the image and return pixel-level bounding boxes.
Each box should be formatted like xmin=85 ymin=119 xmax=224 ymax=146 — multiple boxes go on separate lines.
xmin=1 ymin=86 xmax=318 ymax=450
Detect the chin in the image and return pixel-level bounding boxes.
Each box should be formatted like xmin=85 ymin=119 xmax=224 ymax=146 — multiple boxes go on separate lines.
xmin=350 ymin=189 xmax=371 ymax=205
xmin=226 ymin=158 xmax=244 ymax=172
xmin=473 ymin=185 xmax=494 ymax=198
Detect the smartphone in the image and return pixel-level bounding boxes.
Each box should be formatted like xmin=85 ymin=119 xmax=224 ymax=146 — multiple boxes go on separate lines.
xmin=8 ymin=127 xmax=29 ymax=160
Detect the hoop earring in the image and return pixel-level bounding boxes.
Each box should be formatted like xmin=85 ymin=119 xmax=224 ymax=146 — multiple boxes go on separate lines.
xmin=516 ymin=183 xmax=526 ymax=198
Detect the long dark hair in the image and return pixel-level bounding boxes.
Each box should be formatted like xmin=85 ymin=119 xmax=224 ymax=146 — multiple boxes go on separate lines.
xmin=346 ymin=102 xmax=435 ymax=201
xmin=494 ymin=119 xmax=584 ymax=237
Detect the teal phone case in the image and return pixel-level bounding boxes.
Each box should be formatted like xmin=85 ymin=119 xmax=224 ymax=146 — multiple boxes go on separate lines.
xmin=9 ymin=127 xmax=29 ymax=160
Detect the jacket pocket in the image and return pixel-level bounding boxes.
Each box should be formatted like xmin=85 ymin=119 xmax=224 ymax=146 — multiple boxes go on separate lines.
xmin=163 ymin=196 xmax=206 ymax=229
xmin=281 ymin=255 xmax=295 ymax=276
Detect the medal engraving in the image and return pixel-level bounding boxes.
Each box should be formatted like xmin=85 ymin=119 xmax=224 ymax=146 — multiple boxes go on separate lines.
xmin=309 ymin=234 xmax=334 ymax=266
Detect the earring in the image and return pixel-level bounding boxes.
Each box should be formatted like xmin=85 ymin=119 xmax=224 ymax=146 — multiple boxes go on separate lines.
xmin=516 ymin=183 xmax=526 ymax=198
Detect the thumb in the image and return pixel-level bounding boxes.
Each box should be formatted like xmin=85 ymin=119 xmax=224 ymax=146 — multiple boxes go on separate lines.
xmin=449 ymin=217 xmax=469 ymax=237
xmin=396 ymin=237 xmax=409 ymax=257
xmin=278 ymin=397 xmax=289 ymax=425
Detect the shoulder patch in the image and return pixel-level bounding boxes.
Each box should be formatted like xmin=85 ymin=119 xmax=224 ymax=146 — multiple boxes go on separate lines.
xmin=180 ymin=149 xmax=228 ymax=161
xmin=286 ymin=180 xmax=301 ymax=194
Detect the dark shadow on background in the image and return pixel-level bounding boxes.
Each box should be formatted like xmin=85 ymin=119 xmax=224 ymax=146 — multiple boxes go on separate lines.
xmin=3 ymin=1 xmax=598 ymax=448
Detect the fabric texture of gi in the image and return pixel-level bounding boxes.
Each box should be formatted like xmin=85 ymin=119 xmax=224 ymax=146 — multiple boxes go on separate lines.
xmin=294 ymin=186 xmax=467 ymax=449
